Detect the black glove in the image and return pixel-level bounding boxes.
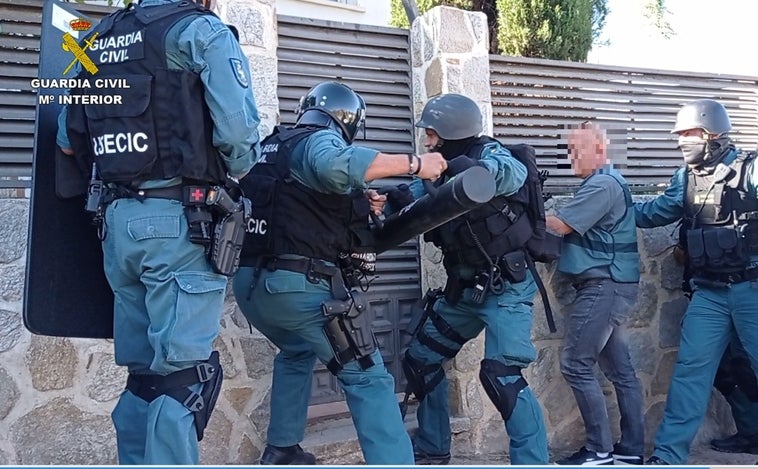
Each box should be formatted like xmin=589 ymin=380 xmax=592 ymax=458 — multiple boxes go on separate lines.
xmin=445 ymin=155 xmax=479 ymax=177
xmin=380 ymin=184 xmax=415 ymax=212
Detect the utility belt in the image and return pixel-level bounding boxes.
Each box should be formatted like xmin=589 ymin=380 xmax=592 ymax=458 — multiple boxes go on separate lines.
xmin=442 ymin=248 xmax=557 ymax=333
xmin=443 ymin=250 xmax=527 ymax=305
xmin=259 ymin=256 xmax=343 ymax=294
xmin=693 ymin=267 xmax=758 ymax=287
xmin=86 ymin=177 xmax=251 ymax=277
xmin=255 ymin=255 xmax=377 ymax=375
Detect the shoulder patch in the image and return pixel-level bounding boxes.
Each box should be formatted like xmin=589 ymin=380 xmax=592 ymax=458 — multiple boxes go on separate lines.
xmin=229 ymin=58 xmax=248 ymax=88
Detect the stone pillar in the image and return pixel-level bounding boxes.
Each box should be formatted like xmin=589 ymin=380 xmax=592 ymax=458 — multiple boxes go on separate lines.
xmin=216 ymin=0 xmax=279 ymax=138
xmin=411 ymin=6 xmax=492 ymax=139
xmin=410 ymin=6 xmax=493 ymax=295
xmin=409 ymin=6 xmax=502 ymax=455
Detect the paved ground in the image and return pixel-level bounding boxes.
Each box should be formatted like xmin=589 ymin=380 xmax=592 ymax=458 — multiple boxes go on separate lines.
xmin=449 ymin=444 xmax=758 ymax=465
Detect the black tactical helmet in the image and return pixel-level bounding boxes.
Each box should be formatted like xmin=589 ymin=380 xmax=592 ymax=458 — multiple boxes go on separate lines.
xmin=671 ymin=99 xmax=732 ymax=135
xmin=296 ymin=81 xmax=366 ymax=143
xmin=415 ymin=94 xmax=483 ymax=140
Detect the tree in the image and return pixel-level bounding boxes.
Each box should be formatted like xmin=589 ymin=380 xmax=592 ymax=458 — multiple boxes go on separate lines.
xmin=391 ymin=0 xmax=473 ymax=28
xmin=390 ymin=0 xmax=609 ymax=61
xmin=643 ymin=0 xmax=675 ymax=39
xmin=497 ymin=0 xmax=595 ymax=61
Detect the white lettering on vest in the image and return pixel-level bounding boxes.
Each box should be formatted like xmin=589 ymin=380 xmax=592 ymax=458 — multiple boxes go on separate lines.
xmin=246 ymin=218 xmax=267 ymax=235
xmin=99 ymin=49 xmax=129 ymax=63
xmin=90 ymin=30 xmax=143 ymax=51
xmin=92 ymin=132 xmax=149 ymax=156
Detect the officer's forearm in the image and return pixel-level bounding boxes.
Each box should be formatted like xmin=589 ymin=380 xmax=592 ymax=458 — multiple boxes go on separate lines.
xmin=546 ymin=215 xmax=573 ymax=235
xmin=364 ymin=152 xmax=414 ymax=182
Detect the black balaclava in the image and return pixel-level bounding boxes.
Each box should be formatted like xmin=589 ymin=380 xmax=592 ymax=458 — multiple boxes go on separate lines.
xmin=679 ymin=135 xmax=733 ymax=171
xmin=436 ymin=136 xmax=478 ymax=160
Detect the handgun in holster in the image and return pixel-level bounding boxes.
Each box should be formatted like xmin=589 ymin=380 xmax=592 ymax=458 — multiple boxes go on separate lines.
xmin=205 ymin=185 xmax=252 ymax=276
xmin=322 ymin=291 xmax=376 ymax=372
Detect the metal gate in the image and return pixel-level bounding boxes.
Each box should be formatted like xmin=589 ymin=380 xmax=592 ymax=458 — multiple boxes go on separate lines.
xmin=277 ymin=15 xmax=419 ymax=404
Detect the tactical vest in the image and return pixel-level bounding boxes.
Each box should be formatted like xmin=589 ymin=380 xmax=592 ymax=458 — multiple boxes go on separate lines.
xmin=65 ymin=2 xmax=226 ymax=186
xmin=558 ymin=170 xmax=640 ymax=283
xmin=683 ymin=151 xmax=758 ymax=273
xmin=238 ymin=126 xmax=374 ymax=266
xmin=424 ymin=136 xmax=533 ymax=269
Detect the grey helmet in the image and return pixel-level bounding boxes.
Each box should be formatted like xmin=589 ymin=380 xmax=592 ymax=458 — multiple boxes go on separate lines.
xmin=415 ymin=94 xmax=483 ymax=140
xmin=671 ymin=99 xmax=732 ymax=135
xmin=295 ymin=81 xmax=366 ymax=143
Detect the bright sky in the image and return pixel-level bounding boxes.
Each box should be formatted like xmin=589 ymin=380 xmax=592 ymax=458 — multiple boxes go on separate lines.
xmin=588 ymin=0 xmax=758 ymax=77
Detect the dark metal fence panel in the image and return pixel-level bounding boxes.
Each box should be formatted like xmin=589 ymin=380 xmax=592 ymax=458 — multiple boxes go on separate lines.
xmin=0 ymin=0 xmax=115 ymax=188
xmin=490 ymin=54 xmax=758 ymax=193
xmin=277 ymin=15 xmax=419 ymax=404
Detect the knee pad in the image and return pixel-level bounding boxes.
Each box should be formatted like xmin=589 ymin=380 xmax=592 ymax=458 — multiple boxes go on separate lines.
xmin=126 ymin=351 xmax=223 ymax=441
xmin=479 ymin=358 xmax=527 ymax=422
xmin=401 ymin=350 xmax=445 ymax=401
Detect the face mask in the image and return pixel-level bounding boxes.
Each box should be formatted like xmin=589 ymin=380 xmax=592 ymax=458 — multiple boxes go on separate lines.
xmin=437 ymin=137 xmax=476 ymax=160
xmin=678 ymin=135 xmax=708 ymax=166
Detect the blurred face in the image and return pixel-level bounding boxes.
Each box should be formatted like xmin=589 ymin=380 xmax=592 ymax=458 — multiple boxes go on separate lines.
xmin=423 ymin=128 xmax=441 ymax=150
xmin=567 ymin=127 xmax=607 ymax=178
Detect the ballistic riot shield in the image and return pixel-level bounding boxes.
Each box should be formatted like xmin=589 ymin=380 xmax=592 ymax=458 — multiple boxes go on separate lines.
xmin=374 ymin=166 xmax=496 ymax=253
xmin=24 ymin=1 xmax=114 ymax=338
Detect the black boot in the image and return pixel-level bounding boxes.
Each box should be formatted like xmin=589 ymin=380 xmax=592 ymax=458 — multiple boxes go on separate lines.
xmin=260 ymin=444 xmax=317 ymax=465
xmin=414 ymin=447 xmax=451 ymax=465
xmin=646 ymin=456 xmax=669 ymax=465
xmin=711 ymin=433 xmax=758 ymax=454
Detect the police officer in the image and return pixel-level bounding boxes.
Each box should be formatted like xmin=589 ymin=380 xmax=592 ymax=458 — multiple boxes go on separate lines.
xmin=675 ymin=232 xmax=758 ymax=455
xmin=635 ymin=99 xmax=758 ymax=465
xmin=56 ymin=0 xmax=261 ymax=464
xmin=710 ymin=338 xmax=758 ymax=454
xmin=399 ymin=93 xmax=549 ymax=465
xmin=547 ymin=123 xmax=644 ymax=466
xmin=232 ymin=81 xmax=447 ymax=465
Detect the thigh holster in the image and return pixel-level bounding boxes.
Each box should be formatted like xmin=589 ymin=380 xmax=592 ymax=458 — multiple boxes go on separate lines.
xmin=322 ymin=291 xmax=377 ymax=375
xmin=479 ymin=358 xmax=527 ymax=422
xmin=415 ymin=299 xmax=468 ymax=359
xmin=126 ymin=351 xmax=223 ymax=441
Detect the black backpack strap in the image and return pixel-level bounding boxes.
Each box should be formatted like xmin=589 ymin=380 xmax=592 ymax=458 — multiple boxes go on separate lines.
xmin=525 ymin=252 xmax=556 ymax=333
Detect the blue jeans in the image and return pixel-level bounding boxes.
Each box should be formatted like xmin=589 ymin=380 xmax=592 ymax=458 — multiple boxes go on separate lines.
xmin=652 ymin=279 xmax=758 ymax=464
xmin=232 ymin=266 xmax=414 ymax=465
xmin=103 ymin=198 xmax=228 ymax=464
xmin=559 ymin=279 xmax=644 ymax=455
xmin=407 ymin=271 xmax=549 ymax=465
